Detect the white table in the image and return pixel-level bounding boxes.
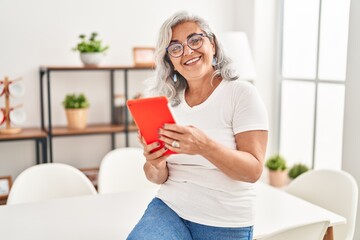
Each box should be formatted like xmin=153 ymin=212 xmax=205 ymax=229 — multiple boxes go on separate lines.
xmin=0 ymin=183 xmax=345 ymax=240
xmin=254 ymin=183 xmax=345 ymax=240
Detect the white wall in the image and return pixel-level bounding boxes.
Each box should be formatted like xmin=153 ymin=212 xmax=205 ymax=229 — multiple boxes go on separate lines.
xmin=231 ymin=0 xmax=279 ymax=183
xmin=232 ymin=0 xmax=279 ymax=160
xmin=253 ymin=0 xmax=280 ymax=158
xmin=233 ymin=0 xmax=255 ymax=50
xmin=342 ymin=0 xmax=360 ymax=238
xmin=0 ymin=0 xmax=236 ymax=178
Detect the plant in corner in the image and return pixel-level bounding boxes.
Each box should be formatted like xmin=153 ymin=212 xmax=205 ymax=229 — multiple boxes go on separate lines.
xmin=62 ymin=93 xmax=90 ymax=129
xmin=265 ymin=154 xmax=288 ymax=187
xmin=288 ymin=163 xmax=309 ymax=180
xmin=72 ymin=32 xmax=109 ymax=66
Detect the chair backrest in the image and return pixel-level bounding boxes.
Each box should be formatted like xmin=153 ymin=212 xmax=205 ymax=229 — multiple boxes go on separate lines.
xmin=7 ymin=163 xmax=97 ymax=205
xmin=285 ymin=169 xmax=358 ymax=240
xmin=262 ymin=220 xmax=330 ymax=240
xmin=97 ymin=147 xmax=157 ymax=194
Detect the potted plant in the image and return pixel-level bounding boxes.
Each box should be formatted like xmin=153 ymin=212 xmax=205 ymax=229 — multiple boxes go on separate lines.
xmin=288 ymin=163 xmax=309 ymax=180
xmin=72 ymin=32 xmax=109 ymax=66
xmin=62 ymin=93 xmax=90 ymax=129
xmin=265 ymin=154 xmax=288 ymax=187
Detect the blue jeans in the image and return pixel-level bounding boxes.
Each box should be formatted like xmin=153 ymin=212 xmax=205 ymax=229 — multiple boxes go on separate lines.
xmin=127 ymin=198 xmax=253 ymax=240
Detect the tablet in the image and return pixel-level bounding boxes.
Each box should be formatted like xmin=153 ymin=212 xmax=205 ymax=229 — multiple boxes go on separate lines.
xmin=127 ymin=96 xmax=177 ymax=155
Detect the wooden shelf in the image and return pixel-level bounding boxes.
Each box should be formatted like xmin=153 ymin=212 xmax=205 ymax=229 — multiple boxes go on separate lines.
xmin=46 ymin=123 xmax=138 ymax=137
xmin=40 ymin=65 xmax=154 ymax=71
xmin=128 ymin=124 xmax=138 ymax=132
xmin=0 ymin=128 xmax=47 ymax=141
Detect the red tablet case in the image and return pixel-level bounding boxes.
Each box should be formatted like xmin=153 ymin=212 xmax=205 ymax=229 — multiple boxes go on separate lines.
xmin=127 ymin=96 xmax=176 ymax=155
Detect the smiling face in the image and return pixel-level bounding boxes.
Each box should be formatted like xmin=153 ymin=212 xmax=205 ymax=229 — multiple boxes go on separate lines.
xmin=168 ymin=21 xmax=216 ymax=83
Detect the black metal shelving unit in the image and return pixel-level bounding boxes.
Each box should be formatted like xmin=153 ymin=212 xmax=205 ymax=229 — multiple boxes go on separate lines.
xmin=39 ymin=66 xmax=153 ymax=163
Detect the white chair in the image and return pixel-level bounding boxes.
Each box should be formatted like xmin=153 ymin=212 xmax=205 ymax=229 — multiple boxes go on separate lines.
xmin=7 ymin=163 xmax=97 ymax=205
xmin=97 ymin=147 xmax=158 ymax=194
xmin=285 ymin=169 xmax=358 ymax=240
xmin=261 ymin=220 xmax=330 ymax=240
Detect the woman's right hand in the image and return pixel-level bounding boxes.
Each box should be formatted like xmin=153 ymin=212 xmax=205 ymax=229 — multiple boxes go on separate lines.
xmin=138 ymin=131 xmax=169 ymax=184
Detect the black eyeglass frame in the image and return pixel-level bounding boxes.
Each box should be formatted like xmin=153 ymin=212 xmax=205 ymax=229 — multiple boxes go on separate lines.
xmin=166 ymin=33 xmax=208 ymax=58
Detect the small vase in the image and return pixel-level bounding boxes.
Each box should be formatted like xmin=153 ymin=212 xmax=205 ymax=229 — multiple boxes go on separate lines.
xmin=80 ymin=53 xmax=104 ymax=66
xmin=65 ymin=108 xmax=88 ymax=129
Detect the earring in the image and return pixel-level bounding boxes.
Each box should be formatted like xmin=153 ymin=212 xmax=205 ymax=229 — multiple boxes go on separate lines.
xmin=173 ymin=72 xmax=177 ymax=83
xmin=212 ymin=56 xmax=217 ymax=67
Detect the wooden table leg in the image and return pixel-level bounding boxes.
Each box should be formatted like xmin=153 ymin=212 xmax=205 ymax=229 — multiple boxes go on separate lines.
xmin=323 ymin=226 xmax=334 ymax=240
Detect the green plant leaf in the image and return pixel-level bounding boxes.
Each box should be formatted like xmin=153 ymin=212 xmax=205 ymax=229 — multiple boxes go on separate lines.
xmin=62 ymin=93 xmax=90 ymax=109
xmin=265 ymin=154 xmax=287 ymax=171
xmin=72 ymin=32 xmax=109 ymax=53
xmin=288 ymin=163 xmax=309 ymax=179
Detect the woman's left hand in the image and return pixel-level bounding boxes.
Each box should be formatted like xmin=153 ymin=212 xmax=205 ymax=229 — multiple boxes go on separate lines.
xmin=158 ymin=123 xmax=211 ymax=155
xmin=159 ymin=123 xmax=268 ymax=182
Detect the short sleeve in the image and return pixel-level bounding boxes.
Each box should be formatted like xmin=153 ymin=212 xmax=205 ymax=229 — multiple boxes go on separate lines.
xmin=232 ymin=82 xmax=268 ymax=134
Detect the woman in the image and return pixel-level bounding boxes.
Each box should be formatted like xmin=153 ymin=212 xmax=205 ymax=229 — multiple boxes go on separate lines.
xmin=127 ymin=11 xmax=268 ymax=240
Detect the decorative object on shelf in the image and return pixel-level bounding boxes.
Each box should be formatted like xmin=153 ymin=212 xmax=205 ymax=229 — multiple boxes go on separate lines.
xmin=62 ymin=93 xmax=90 ymax=129
xmin=114 ymin=94 xmax=126 ymax=125
xmin=265 ymin=154 xmax=288 ymax=187
xmin=288 ymin=163 xmax=309 ymax=180
xmin=0 ymin=175 xmax=12 ymax=204
xmin=133 ymin=47 xmax=155 ymax=67
xmin=0 ymin=76 xmax=26 ymax=134
xmin=72 ymin=32 xmax=109 ymax=66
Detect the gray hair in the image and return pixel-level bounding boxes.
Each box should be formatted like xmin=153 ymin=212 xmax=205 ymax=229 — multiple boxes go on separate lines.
xmin=146 ymin=11 xmax=239 ymax=106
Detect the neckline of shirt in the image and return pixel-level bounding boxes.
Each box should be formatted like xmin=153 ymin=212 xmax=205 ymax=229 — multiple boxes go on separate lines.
xmin=180 ymin=79 xmax=227 ymax=111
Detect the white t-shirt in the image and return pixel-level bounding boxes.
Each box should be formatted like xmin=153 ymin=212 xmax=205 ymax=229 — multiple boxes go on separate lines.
xmin=156 ymin=79 xmax=268 ymax=227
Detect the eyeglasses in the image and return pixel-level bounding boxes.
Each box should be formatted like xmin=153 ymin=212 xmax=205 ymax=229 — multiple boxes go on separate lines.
xmin=166 ymin=33 xmax=207 ymax=58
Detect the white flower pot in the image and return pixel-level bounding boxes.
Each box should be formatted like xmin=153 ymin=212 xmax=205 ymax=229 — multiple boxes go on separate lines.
xmin=80 ymin=52 xmax=104 ymax=66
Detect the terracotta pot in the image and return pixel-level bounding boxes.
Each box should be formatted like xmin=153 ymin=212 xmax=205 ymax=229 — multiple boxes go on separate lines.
xmin=65 ymin=108 xmax=88 ymax=129
xmin=269 ymin=170 xmax=288 ymax=188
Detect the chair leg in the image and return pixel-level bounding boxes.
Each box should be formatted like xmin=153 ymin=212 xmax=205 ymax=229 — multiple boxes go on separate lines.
xmin=323 ymin=227 xmax=334 ymax=240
